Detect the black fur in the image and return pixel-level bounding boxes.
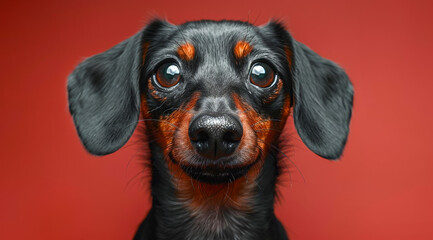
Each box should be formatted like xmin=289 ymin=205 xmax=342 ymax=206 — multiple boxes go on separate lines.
xmin=68 ymin=19 xmax=353 ymax=240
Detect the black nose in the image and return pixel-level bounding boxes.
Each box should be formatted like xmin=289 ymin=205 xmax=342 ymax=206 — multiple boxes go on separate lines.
xmin=189 ymin=114 xmax=243 ymax=160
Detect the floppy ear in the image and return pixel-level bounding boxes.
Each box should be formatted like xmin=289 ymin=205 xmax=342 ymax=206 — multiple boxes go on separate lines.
xmin=290 ymin=39 xmax=354 ymax=160
xmin=68 ymin=20 xmax=167 ymax=156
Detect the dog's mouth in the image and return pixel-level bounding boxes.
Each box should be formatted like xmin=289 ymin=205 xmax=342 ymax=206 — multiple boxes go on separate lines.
xmin=180 ymin=164 xmax=253 ymax=184
xmin=169 ymin=152 xmax=260 ymax=184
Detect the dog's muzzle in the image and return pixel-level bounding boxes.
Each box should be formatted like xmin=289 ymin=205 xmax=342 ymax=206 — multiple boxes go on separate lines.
xmin=167 ymin=94 xmax=262 ymax=184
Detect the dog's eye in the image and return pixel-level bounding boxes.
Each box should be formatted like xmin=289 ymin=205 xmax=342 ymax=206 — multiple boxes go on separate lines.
xmin=155 ymin=63 xmax=181 ymax=88
xmin=249 ymin=63 xmax=275 ymax=88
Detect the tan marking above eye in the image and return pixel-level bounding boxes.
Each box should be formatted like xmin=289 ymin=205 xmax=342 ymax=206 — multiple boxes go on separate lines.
xmin=234 ymin=41 xmax=253 ymax=59
xmin=177 ymin=43 xmax=195 ymax=61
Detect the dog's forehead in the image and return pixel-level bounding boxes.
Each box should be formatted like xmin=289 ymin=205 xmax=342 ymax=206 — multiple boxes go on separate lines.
xmin=180 ymin=21 xmax=255 ymax=40
xmin=174 ymin=21 xmax=265 ymax=57
xmin=146 ymin=20 xmax=286 ymax=68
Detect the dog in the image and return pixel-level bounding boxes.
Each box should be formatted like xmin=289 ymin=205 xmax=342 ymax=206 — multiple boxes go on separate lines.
xmin=68 ymin=19 xmax=353 ymax=240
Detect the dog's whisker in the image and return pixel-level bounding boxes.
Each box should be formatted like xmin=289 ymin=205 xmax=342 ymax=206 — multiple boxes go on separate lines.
xmin=124 ymin=145 xmax=148 ymax=172
xmin=251 ymin=118 xmax=282 ymax=127
xmin=176 ymin=24 xmax=189 ymax=44
xmin=137 ymin=118 xmax=180 ymax=130
xmin=172 ymin=32 xmax=185 ymax=50
xmin=243 ymin=12 xmax=251 ymax=44
xmin=223 ymin=184 xmax=237 ymax=205
xmin=223 ymin=183 xmax=231 ymax=203
xmin=148 ymin=101 xmax=168 ymax=113
xmin=161 ymin=107 xmax=193 ymax=116
xmin=252 ymin=11 xmax=261 ymax=26
xmin=235 ymin=108 xmax=253 ymax=115
xmin=189 ymin=176 xmax=195 ymax=192
xmin=253 ymin=128 xmax=283 ymax=133
xmin=124 ymin=169 xmax=147 ymax=192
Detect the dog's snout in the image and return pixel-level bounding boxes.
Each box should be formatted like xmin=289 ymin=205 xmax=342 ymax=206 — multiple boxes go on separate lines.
xmin=189 ymin=114 xmax=243 ymax=160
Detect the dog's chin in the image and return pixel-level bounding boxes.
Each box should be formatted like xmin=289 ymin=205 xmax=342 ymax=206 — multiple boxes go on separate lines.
xmin=180 ymin=164 xmax=254 ymax=184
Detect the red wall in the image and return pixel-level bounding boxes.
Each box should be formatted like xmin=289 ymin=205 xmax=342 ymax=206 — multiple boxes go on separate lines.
xmin=1 ymin=0 xmax=432 ymax=239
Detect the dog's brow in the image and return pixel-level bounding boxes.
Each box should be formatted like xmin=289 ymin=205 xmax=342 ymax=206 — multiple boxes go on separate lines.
xmin=234 ymin=41 xmax=253 ymax=59
xmin=177 ymin=43 xmax=195 ymax=61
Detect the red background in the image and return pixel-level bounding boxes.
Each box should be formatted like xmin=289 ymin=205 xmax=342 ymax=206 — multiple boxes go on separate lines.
xmin=1 ymin=0 xmax=432 ymax=239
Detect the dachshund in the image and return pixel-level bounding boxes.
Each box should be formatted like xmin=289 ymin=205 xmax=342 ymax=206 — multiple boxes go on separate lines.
xmin=68 ymin=19 xmax=353 ymax=240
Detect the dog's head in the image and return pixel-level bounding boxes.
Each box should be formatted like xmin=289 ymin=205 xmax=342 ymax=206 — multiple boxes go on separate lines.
xmin=68 ymin=20 xmax=353 ymax=185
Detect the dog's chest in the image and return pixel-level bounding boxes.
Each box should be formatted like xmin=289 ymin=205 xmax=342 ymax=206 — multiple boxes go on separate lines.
xmin=157 ymin=205 xmax=267 ymax=240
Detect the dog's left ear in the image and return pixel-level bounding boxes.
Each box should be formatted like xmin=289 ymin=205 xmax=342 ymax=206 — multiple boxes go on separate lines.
xmin=290 ymin=40 xmax=353 ymax=159
xmin=68 ymin=20 xmax=170 ymax=156
xmin=264 ymin=22 xmax=353 ymax=160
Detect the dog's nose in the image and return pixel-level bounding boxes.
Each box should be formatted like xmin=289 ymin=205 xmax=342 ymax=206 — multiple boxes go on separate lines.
xmin=189 ymin=114 xmax=243 ymax=160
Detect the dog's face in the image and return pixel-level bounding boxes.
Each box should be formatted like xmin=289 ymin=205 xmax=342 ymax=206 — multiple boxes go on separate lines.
xmin=140 ymin=21 xmax=293 ymax=183
xmin=68 ymin=20 xmax=352 ymax=187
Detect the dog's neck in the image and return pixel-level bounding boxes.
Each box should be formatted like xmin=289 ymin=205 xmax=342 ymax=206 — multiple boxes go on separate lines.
xmin=147 ymin=144 xmax=281 ymax=240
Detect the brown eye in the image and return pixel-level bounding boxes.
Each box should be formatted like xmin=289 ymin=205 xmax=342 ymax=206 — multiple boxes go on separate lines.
xmin=249 ymin=63 xmax=275 ymax=88
xmin=155 ymin=63 xmax=181 ymax=88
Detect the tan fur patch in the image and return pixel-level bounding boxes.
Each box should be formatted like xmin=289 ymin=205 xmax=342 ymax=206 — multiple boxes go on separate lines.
xmin=234 ymin=41 xmax=253 ymax=59
xmin=177 ymin=43 xmax=195 ymax=61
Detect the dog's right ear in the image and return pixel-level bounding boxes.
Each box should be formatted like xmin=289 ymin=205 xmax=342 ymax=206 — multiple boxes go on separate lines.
xmin=68 ymin=20 xmax=170 ymax=156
